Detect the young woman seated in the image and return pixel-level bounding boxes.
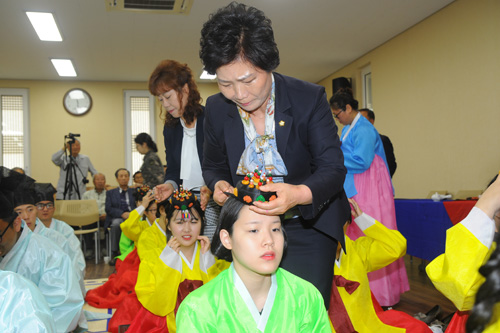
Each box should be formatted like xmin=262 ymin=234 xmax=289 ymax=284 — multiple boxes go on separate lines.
xmin=176 ymin=196 xmax=331 ymax=332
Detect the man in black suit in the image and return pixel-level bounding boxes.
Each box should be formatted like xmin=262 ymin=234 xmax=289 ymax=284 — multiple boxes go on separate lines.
xmin=360 ymin=109 xmax=397 ymax=178
xmin=105 ymin=168 xmax=136 ymax=265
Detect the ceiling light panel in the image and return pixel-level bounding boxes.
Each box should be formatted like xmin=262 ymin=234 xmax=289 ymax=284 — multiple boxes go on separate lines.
xmin=51 ymin=59 xmax=77 ymax=77
xmin=26 ymin=12 xmax=63 ymax=41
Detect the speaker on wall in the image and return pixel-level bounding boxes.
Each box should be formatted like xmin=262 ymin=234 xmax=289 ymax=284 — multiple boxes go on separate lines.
xmin=332 ymin=77 xmax=352 ymax=95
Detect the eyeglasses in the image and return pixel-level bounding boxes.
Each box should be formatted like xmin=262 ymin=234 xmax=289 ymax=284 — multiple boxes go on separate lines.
xmin=36 ymin=203 xmax=54 ymax=210
xmin=333 ymin=110 xmax=344 ymax=119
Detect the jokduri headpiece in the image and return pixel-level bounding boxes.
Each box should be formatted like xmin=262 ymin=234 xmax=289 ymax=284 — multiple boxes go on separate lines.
xmin=226 ymin=168 xmax=277 ymax=205
xmin=169 ymin=186 xmax=197 ymax=219
xmin=134 ymin=185 xmax=151 ymax=202
xmin=34 ymin=183 xmax=57 ymax=203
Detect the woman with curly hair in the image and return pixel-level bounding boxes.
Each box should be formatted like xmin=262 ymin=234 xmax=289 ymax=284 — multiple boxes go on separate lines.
xmin=151 ymin=59 xmax=219 ymax=241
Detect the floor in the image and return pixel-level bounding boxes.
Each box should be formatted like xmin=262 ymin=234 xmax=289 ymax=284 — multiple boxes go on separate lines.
xmin=84 ymin=253 xmax=457 ymax=319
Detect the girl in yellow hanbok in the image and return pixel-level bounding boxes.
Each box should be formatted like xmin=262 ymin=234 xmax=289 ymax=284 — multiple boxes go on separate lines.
xmin=85 ymin=186 xmax=156 ymax=309
xmin=426 ymin=174 xmax=500 ymax=333
xmin=328 ymin=198 xmax=431 ymax=333
xmin=126 ymin=187 xmax=229 ymax=332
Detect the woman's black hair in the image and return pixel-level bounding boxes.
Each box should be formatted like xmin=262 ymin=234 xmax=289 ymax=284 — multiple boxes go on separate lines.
xmin=200 ymin=2 xmax=280 ymax=74
xmin=133 ymin=186 xmax=155 ymax=212
xmin=211 ymin=197 xmax=287 ymax=261
xmin=466 ymin=232 xmax=500 ymax=332
xmin=134 ymin=132 xmax=158 ymax=153
xmin=156 ymin=198 xmax=205 ymax=239
xmin=329 ymin=87 xmax=359 ymax=111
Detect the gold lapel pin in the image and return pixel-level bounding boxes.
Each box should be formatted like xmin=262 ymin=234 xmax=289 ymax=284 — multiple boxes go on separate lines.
xmin=279 ymin=120 xmax=285 ymax=127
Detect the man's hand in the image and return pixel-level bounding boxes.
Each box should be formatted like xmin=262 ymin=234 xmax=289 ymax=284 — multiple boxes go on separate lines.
xmin=121 ymin=212 xmax=130 ymax=220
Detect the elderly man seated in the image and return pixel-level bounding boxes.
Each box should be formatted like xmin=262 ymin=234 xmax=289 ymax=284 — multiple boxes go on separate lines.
xmin=0 ymin=167 xmax=84 ymax=333
xmin=105 ymin=168 xmax=136 ymax=266
xmin=82 ymin=173 xmax=107 ymax=258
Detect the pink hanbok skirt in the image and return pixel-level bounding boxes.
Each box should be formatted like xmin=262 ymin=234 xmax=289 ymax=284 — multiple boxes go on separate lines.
xmin=346 ymin=154 xmax=409 ymax=306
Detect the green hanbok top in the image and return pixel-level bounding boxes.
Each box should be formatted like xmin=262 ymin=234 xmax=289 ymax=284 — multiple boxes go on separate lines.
xmin=176 ymin=264 xmax=331 ymax=332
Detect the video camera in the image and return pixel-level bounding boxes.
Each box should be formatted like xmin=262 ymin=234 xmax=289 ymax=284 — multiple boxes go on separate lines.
xmin=64 ymin=133 xmax=80 ymax=144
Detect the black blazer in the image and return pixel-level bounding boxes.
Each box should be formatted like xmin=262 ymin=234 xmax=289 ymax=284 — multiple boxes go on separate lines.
xmin=380 ymin=134 xmax=397 ymax=178
xmin=104 ymin=187 xmax=136 ymax=228
xmin=163 ymin=111 xmax=204 ymax=186
xmin=202 ymin=72 xmax=350 ymax=246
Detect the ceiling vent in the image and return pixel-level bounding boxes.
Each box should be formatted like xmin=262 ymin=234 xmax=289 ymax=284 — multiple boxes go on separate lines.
xmin=105 ymin=0 xmax=193 ymax=15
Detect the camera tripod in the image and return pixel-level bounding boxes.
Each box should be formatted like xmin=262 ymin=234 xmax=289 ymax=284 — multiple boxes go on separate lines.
xmin=63 ymin=139 xmax=85 ymax=199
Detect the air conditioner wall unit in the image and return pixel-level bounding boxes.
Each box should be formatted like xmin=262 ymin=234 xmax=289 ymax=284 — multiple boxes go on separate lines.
xmin=105 ymin=0 xmax=193 ymax=15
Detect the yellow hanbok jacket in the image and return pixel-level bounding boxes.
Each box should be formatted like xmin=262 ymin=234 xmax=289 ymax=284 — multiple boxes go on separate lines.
xmin=136 ymin=220 xmax=167 ymax=261
xmin=135 ymin=241 xmax=230 ymax=332
xmin=426 ymin=207 xmax=500 ymax=332
xmin=118 ymin=207 xmax=154 ymax=261
xmin=335 ymin=213 xmax=406 ymax=332
xmin=426 ymin=207 xmax=496 ymax=311
xmin=120 ymin=207 xmax=153 ymax=243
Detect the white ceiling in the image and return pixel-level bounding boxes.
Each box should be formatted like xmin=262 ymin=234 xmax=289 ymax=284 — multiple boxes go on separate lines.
xmin=0 ymin=0 xmax=455 ymax=83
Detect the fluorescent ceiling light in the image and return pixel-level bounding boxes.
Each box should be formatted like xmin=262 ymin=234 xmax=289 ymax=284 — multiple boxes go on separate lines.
xmin=200 ymin=70 xmax=216 ymax=80
xmin=26 ymin=12 xmax=62 ymax=42
xmin=51 ymin=59 xmax=77 ymax=77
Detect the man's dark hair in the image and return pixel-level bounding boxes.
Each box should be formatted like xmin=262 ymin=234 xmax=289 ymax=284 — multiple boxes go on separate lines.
xmin=359 ymin=108 xmax=375 ymax=121
xmin=200 ymin=2 xmax=280 ymax=74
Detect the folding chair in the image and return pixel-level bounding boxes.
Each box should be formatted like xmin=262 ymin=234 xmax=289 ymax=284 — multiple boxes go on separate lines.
xmin=54 ymin=200 xmax=101 ymax=264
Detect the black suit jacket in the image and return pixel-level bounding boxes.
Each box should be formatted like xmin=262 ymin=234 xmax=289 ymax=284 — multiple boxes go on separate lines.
xmin=380 ymin=134 xmax=397 ymax=178
xmin=104 ymin=187 xmax=136 ymax=228
xmin=163 ymin=111 xmax=204 ymax=185
xmin=202 ymin=72 xmax=350 ymax=247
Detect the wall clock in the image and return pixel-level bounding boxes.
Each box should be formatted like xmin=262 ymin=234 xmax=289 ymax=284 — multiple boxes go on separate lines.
xmin=63 ymin=88 xmax=92 ymax=115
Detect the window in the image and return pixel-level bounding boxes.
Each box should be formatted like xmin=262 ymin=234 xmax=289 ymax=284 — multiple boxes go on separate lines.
xmin=0 ymin=88 xmax=30 ymax=173
xmin=124 ymin=90 xmax=155 ymax=179
xmin=361 ymin=65 xmax=372 ymax=109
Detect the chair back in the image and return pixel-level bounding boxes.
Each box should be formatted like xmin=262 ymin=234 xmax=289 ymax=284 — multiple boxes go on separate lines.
xmin=53 ymin=200 xmax=99 ymax=227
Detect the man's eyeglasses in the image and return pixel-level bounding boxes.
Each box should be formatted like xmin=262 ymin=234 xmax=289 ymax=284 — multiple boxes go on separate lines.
xmin=36 ymin=203 xmax=54 ymax=210
xmin=333 ymin=110 xmax=344 ymax=119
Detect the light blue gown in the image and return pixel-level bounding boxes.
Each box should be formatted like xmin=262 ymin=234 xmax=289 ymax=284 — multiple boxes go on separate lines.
xmin=35 ymin=218 xmax=86 ymax=296
xmin=48 ymin=218 xmax=86 ymax=294
xmin=0 ymin=223 xmax=84 ymax=333
xmin=0 ymin=270 xmax=56 ymax=332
